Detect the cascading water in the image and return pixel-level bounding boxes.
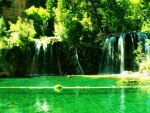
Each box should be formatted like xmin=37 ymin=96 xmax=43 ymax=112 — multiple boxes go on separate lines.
xmin=75 ymin=49 xmax=84 ymax=74
xmin=138 ymin=32 xmax=150 ymax=60
xmin=30 ymin=37 xmax=61 ymax=75
xmin=99 ymin=32 xmax=150 ymax=74
xmin=31 ymin=40 xmax=41 ymax=74
xmin=42 ymin=41 xmax=47 ymax=74
xmin=29 ymin=33 xmax=149 ymax=75
xmin=118 ymin=33 xmax=125 ymax=73
xmin=99 ymin=38 xmax=109 ymax=73
xmin=99 ymin=36 xmax=120 ymax=74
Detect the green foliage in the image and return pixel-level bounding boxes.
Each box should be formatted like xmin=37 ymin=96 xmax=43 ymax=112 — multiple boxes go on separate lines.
xmin=98 ymin=0 xmax=125 ymax=33
xmin=134 ymin=42 xmax=146 ymax=65
xmin=25 ymin=6 xmax=50 ymax=36
xmin=141 ymin=20 xmax=150 ymax=32
xmin=134 ymin=41 xmax=150 ymax=72
xmin=96 ymin=0 xmax=150 ymax=33
xmin=54 ymin=0 xmax=150 ymax=47
xmin=54 ymin=0 xmax=96 ymax=47
xmin=0 ymin=17 xmax=6 ymax=37
xmin=0 ymin=16 xmax=36 ymax=76
xmin=80 ymin=12 xmax=94 ymax=32
xmin=55 ymin=0 xmax=74 ymax=44
xmin=0 ymin=17 xmax=8 ymax=49
xmin=8 ymin=17 xmax=36 ymax=48
xmin=46 ymin=0 xmax=57 ymax=18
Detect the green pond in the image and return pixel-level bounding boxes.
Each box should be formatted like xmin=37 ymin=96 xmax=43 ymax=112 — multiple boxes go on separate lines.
xmin=0 ymin=76 xmax=150 ymax=113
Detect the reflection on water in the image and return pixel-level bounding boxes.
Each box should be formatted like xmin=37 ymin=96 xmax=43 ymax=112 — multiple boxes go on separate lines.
xmin=35 ymin=99 xmax=49 ymax=112
xmin=120 ymin=88 xmax=125 ymax=113
xmin=0 ymin=88 xmax=150 ymax=113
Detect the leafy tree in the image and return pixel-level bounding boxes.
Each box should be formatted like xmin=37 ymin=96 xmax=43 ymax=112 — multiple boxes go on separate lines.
xmin=25 ymin=6 xmax=50 ymax=36
xmin=54 ymin=0 xmax=98 ymax=47
xmin=134 ymin=41 xmax=150 ymax=73
xmin=45 ymin=0 xmax=58 ymax=36
xmin=54 ymin=0 xmax=74 ymax=43
xmin=134 ymin=42 xmax=146 ymax=66
xmin=0 ymin=17 xmax=37 ymax=76
xmin=8 ymin=17 xmax=36 ymax=48
xmin=46 ymin=0 xmax=57 ymax=18
xmin=141 ymin=20 xmax=150 ymax=32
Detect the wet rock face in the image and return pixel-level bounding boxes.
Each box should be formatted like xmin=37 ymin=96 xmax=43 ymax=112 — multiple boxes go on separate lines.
xmin=2 ymin=0 xmax=27 ymax=21
xmin=124 ymin=33 xmax=138 ymax=71
xmin=1 ymin=0 xmax=45 ymax=22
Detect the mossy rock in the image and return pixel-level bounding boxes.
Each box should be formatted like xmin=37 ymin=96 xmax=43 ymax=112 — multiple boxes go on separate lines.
xmin=54 ymin=84 xmax=63 ymax=92
xmin=117 ymin=78 xmax=140 ymax=85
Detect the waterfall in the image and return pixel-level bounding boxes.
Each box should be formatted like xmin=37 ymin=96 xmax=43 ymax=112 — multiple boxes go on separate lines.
xmin=99 ymin=36 xmax=117 ymax=74
xmin=144 ymin=35 xmax=150 ymax=61
xmin=30 ymin=37 xmax=61 ymax=75
xmin=99 ymin=38 xmax=109 ymax=73
xmin=99 ymin=32 xmax=150 ymax=74
xmin=75 ymin=49 xmax=84 ymax=74
xmin=36 ymin=40 xmax=42 ymax=55
xmin=67 ymin=48 xmax=84 ymax=74
xmin=31 ymin=40 xmax=50 ymax=75
xmin=120 ymin=88 xmax=125 ymax=113
xmin=118 ymin=34 xmax=125 ymax=73
xmin=146 ymin=45 xmax=150 ymax=60
xmin=43 ymin=41 xmax=47 ymax=74
xmin=31 ymin=40 xmax=41 ymax=74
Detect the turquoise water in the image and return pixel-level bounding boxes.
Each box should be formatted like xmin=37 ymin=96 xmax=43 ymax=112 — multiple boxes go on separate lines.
xmin=0 ymin=76 xmax=150 ymax=113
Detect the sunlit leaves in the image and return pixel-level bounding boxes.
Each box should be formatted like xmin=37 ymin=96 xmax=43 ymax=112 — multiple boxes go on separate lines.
xmin=8 ymin=17 xmax=36 ymax=48
xmin=25 ymin=6 xmax=50 ymax=36
xmin=54 ymin=0 xmax=70 ymax=39
xmin=141 ymin=20 xmax=150 ymax=32
xmin=131 ymin=0 xmax=141 ymax=4
xmin=0 ymin=37 xmax=8 ymax=49
xmin=80 ymin=12 xmax=93 ymax=32
xmin=46 ymin=0 xmax=56 ymax=18
xmin=0 ymin=17 xmax=6 ymax=37
xmin=25 ymin=6 xmax=50 ymax=22
xmin=134 ymin=40 xmax=150 ymax=72
xmin=54 ymin=0 xmax=85 ymax=47
xmin=134 ymin=42 xmax=146 ymax=65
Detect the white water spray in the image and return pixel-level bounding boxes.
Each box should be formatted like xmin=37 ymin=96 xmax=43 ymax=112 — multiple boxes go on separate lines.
xmin=118 ymin=34 xmax=125 ymax=73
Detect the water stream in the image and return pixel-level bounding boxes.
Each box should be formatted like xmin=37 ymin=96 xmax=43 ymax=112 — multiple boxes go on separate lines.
xmin=31 ymin=40 xmax=41 ymax=74
xmin=118 ymin=33 xmax=125 ymax=73
xmin=99 ymin=32 xmax=150 ymax=74
xmin=31 ymin=39 xmax=56 ymax=75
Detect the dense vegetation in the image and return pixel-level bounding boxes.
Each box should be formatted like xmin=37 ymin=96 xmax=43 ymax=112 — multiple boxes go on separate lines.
xmin=0 ymin=0 xmax=150 ymax=76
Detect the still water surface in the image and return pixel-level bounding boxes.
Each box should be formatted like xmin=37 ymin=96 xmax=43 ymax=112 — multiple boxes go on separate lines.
xmin=0 ymin=76 xmax=150 ymax=113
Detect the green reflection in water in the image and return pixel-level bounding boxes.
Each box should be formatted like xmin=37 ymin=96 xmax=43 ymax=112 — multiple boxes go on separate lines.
xmin=0 ymin=76 xmax=150 ymax=113
xmin=0 ymin=88 xmax=150 ymax=113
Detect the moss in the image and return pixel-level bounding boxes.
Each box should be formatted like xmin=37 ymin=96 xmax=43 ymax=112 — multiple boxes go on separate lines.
xmin=54 ymin=84 xmax=63 ymax=92
xmin=117 ymin=78 xmax=140 ymax=86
